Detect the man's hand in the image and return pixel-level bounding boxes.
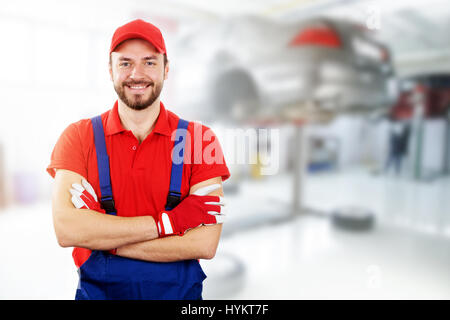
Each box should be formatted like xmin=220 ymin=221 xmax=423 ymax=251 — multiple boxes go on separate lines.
xmin=114 ymin=177 xmax=224 ymax=262
xmin=157 ymin=184 xmax=226 ymax=237
xmin=69 ymin=179 xmax=105 ymax=213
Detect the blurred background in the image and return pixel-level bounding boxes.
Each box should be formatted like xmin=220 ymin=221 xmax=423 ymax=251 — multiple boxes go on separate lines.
xmin=1 ymin=0 xmax=450 ymax=299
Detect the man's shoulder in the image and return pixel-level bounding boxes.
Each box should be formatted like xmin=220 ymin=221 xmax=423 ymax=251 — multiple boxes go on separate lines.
xmin=64 ymin=118 xmax=93 ymax=137
xmin=63 ymin=110 xmax=110 ymax=140
xmin=165 ymin=109 xmax=210 ymax=132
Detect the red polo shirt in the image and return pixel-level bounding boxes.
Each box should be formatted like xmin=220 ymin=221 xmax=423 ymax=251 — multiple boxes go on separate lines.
xmin=47 ymin=101 xmax=230 ymax=267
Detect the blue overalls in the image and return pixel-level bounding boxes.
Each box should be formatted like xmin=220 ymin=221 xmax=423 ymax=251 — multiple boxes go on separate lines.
xmin=74 ymin=115 xmax=207 ymax=300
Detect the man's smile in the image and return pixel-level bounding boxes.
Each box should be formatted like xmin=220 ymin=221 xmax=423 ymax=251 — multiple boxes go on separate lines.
xmin=124 ymin=82 xmax=152 ymax=94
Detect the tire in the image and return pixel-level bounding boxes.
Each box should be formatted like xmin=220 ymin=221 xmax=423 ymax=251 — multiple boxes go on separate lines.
xmin=211 ymin=70 xmax=259 ymax=122
xmin=331 ymin=206 xmax=375 ymax=231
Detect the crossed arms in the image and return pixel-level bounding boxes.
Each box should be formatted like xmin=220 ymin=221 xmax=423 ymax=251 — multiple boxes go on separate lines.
xmin=52 ymin=169 xmax=223 ymax=262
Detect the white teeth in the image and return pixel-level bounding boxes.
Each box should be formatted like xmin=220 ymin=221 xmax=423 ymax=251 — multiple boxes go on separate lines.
xmin=127 ymin=84 xmax=148 ymax=89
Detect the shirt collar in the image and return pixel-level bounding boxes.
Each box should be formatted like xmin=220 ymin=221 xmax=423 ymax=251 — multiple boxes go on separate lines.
xmin=105 ymin=100 xmax=171 ymax=137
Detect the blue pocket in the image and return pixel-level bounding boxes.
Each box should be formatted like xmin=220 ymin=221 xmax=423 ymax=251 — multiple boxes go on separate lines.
xmin=76 ymin=251 xmax=207 ymax=300
xmin=75 ymin=250 xmax=108 ymax=300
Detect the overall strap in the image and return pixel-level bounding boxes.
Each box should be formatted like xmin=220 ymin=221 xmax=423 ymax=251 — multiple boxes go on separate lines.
xmin=91 ymin=115 xmax=116 ymax=215
xmin=165 ymin=118 xmax=190 ymax=211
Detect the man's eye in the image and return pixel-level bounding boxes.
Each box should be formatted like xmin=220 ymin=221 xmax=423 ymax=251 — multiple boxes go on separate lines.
xmin=120 ymin=62 xmax=130 ymax=67
xmin=146 ymin=61 xmax=155 ymax=66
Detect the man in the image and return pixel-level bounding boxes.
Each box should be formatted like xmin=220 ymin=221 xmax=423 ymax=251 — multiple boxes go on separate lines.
xmin=385 ymin=117 xmax=410 ymax=175
xmin=47 ymin=19 xmax=230 ymax=300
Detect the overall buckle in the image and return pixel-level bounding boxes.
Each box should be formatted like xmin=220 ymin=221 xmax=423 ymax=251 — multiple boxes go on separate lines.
xmin=100 ymin=196 xmax=116 ymax=213
xmin=165 ymin=191 xmax=181 ymax=211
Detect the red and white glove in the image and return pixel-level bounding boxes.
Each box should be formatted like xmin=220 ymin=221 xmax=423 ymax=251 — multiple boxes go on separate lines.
xmin=157 ymin=184 xmax=226 ymax=237
xmin=69 ymin=178 xmax=105 ymax=213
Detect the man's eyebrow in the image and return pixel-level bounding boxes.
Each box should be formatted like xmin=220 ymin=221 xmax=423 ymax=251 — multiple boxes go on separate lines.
xmin=143 ymin=55 xmax=158 ymax=60
xmin=117 ymin=55 xmax=158 ymax=62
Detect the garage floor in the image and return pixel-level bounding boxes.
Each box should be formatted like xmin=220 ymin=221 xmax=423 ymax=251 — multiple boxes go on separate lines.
xmin=1 ymin=168 xmax=449 ymax=299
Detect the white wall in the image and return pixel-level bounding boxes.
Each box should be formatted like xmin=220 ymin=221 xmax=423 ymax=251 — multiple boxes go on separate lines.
xmin=421 ymin=119 xmax=447 ymax=174
xmin=306 ymin=115 xmax=379 ymax=169
xmin=0 ymin=1 xmax=185 ymax=204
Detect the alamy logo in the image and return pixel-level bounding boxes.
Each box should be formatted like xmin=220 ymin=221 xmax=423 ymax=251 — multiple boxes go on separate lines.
xmin=171 ymin=122 xmax=280 ymax=176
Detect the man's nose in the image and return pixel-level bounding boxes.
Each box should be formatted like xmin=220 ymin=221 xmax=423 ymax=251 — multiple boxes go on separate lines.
xmin=130 ymin=64 xmax=145 ymax=79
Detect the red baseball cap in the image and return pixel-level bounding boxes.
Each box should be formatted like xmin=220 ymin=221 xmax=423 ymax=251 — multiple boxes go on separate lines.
xmin=110 ymin=19 xmax=167 ymax=56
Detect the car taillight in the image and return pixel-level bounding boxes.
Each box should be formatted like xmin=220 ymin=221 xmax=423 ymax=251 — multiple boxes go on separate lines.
xmin=289 ymin=25 xmax=341 ymax=48
xmin=380 ymin=47 xmax=389 ymax=61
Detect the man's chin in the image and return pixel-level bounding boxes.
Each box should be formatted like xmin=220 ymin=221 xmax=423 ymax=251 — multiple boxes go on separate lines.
xmin=115 ymin=83 xmax=163 ymax=111
xmin=126 ymin=102 xmax=152 ymax=111
xmin=123 ymin=96 xmax=157 ymax=111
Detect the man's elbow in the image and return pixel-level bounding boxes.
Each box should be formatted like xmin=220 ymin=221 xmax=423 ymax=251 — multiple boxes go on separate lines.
xmin=203 ymin=249 xmax=217 ymax=260
xmin=201 ymin=241 xmax=219 ymax=260
xmin=54 ymin=226 xmax=74 ymax=248
xmin=52 ymin=209 xmax=76 ymax=248
xmin=195 ymin=224 xmax=222 ymax=260
xmin=54 ymin=224 xmax=73 ymax=248
xmin=56 ymin=234 xmax=72 ymax=248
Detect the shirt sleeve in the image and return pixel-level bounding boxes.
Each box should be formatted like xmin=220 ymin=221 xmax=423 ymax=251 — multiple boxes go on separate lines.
xmin=188 ymin=123 xmax=230 ymax=187
xmin=46 ymin=122 xmax=87 ymax=179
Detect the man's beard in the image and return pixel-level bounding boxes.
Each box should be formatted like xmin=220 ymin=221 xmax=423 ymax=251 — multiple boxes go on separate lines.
xmin=114 ymin=79 xmax=163 ymax=111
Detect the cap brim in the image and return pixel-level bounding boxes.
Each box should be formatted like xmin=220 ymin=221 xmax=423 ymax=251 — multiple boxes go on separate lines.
xmin=110 ymin=32 xmax=165 ymax=54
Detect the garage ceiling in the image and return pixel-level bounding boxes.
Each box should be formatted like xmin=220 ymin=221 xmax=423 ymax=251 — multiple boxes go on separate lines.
xmin=1 ymin=0 xmax=448 ymax=78
xmin=159 ymin=0 xmax=450 ymax=78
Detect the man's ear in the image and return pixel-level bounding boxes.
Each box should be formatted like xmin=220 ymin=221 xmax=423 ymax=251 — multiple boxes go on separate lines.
xmin=109 ymin=63 xmax=113 ymax=81
xmin=164 ymin=60 xmax=169 ymax=80
xmin=108 ymin=54 xmax=114 ymax=81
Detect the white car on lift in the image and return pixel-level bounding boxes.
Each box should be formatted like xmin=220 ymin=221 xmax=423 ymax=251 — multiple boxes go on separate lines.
xmin=172 ymin=15 xmax=395 ymax=231
xmin=172 ymin=15 xmax=398 ymax=124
